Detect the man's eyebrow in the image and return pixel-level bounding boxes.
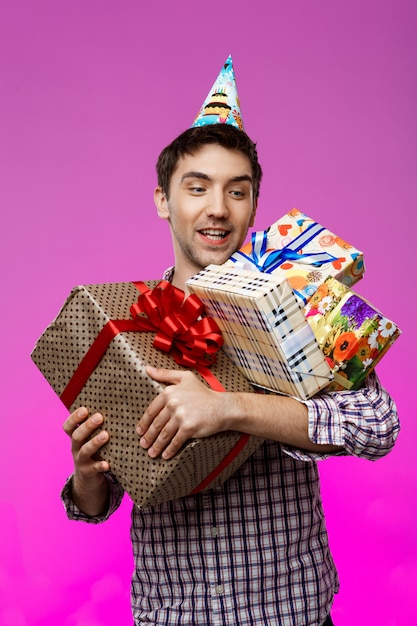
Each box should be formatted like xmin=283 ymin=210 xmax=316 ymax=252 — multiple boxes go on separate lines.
xmin=229 ymin=175 xmax=253 ymax=184
xmin=180 ymin=172 xmax=253 ymax=184
xmin=180 ymin=171 xmax=211 ymax=183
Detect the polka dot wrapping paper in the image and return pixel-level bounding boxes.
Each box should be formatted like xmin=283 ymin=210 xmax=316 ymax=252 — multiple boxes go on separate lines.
xmin=30 ymin=280 xmax=263 ymax=508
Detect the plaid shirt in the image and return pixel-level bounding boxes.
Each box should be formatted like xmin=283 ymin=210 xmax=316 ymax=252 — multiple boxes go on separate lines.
xmin=61 ymin=269 xmax=400 ymax=625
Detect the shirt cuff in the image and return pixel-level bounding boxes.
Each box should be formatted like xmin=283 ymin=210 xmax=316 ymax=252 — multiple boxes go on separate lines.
xmin=282 ymin=371 xmax=399 ymax=462
xmin=60 ymin=472 xmax=125 ymax=523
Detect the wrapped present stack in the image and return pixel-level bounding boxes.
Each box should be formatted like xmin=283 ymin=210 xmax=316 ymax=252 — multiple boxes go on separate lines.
xmin=31 ymin=280 xmax=263 ymax=508
xmin=187 ymin=210 xmax=400 ymax=398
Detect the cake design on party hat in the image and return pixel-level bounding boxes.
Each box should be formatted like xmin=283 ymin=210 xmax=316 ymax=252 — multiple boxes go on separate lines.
xmin=192 ymin=55 xmax=244 ymax=130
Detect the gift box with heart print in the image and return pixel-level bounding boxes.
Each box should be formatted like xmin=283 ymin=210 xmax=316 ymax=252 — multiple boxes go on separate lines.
xmin=224 ymin=209 xmax=365 ymax=304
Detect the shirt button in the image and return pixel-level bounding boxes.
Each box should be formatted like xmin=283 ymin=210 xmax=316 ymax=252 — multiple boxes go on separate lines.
xmin=211 ymin=527 xmax=219 ymax=537
xmin=215 ymin=585 xmax=224 ymax=595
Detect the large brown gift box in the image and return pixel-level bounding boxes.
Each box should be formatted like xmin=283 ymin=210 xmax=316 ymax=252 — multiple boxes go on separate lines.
xmin=31 ymin=280 xmax=263 ymax=508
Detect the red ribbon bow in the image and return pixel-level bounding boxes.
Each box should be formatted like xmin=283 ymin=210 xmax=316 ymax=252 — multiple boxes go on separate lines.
xmin=131 ymin=280 xmax=223 ymax=368
xmin=60 ymin=280 xmax=225 ymax=409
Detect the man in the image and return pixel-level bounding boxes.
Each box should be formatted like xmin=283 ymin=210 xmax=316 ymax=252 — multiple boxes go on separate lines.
xmin=62 ymin=59 xmax=399 ymax=625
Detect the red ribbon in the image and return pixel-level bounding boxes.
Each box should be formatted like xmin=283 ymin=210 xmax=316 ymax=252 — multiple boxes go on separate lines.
xmin=130 ymin=280 xmax=224 ymax=369
xmin=60 ymin=281 xmax=225 ymax=407
xmin=59 ymin=280 xmax=250 ymax=495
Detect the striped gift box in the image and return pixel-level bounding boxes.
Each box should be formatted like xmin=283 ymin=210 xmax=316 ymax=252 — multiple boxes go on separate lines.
xmin=187 ymin=266 xmax=333 ymax=400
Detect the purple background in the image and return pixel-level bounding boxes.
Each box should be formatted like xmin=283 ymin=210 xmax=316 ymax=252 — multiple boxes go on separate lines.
xmin=1 ymin=1 xmax=415 ymax=624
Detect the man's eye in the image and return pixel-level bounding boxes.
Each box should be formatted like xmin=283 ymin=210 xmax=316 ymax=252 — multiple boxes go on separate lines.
xmin=190 ymin=186 xmax=205 ymax=193
xmin=230 ymin=190 xmax=244 ymax=197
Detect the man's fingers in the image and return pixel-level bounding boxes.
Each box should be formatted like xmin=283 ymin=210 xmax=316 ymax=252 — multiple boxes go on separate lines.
xmin=148 ymin=423 xmax=184 ymax=459
xmin=141 ymin=407 xmax=190 ymax=459
xmin=139 ymin=407 xmax=171 ymax=448
xmin=83 ymin=455 xmax=110 ymax=475
xmin=160 ymin=434 xmax=186 ymax=460
xmin=136 ymin=389 xmax=169 ymax=436
xmin=77 ymin=429 xmax=109 ymax=457
xmin=63 ymin=407 xmax=89 ymax=436
xmin=73 ymin=428 xmax=110 ymax=477
xmin=145 ymin=365 xmax=185 ymax=385
xmin=65 ymin=411 xmax=105 ymax=443
xmin=138 ymin=368 xmax=209 ymax=459
xmin=63 ymin=409 xmax=109 ymax=463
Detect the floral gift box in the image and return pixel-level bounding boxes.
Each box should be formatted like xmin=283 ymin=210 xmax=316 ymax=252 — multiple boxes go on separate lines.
xmin=304 ymin=277 xmax=401 ymax=391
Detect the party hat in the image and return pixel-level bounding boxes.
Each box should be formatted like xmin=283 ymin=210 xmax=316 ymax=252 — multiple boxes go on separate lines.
xmin=192 ymin=55 xmax=244 ymax=130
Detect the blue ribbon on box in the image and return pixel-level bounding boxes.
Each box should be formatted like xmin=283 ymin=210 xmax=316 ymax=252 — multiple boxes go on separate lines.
xmin=230 ymin=221 xmax=338 ymax=274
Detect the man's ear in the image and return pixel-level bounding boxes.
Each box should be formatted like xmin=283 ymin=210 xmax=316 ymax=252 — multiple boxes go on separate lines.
xmin=154 ymin=186 xmax=170 ymax=219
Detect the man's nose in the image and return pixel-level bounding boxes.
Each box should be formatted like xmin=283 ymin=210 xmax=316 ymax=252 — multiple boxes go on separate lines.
xmin=206 ymin=191 xmax=229 ymax=218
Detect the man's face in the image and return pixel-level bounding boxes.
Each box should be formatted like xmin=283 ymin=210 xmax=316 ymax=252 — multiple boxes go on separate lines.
xmin=155 ymin=143 xmax=257 ymax=280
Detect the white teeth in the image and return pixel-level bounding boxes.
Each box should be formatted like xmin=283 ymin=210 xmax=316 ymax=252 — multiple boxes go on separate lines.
xmin=201 ymin=229 xmax=227 ymax=240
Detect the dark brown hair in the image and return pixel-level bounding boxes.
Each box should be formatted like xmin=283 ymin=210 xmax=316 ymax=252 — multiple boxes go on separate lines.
xmin=156 ymin=124 xmax=262 ymax=200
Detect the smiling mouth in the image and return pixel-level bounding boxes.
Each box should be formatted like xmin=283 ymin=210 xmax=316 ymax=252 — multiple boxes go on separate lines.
xmin=199 ymin=228 xmax=230 ymax=241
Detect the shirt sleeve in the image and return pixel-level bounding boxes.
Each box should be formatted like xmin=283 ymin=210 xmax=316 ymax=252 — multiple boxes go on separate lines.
xmin=60 ymin=472 xmax=125 ymax=523
xmin=283 ymin=371 xmax=400 ymax=463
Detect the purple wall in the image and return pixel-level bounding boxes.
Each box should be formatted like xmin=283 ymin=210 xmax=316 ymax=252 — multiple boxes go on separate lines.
xmin=1 ymin=1 xmax=415 ymax=624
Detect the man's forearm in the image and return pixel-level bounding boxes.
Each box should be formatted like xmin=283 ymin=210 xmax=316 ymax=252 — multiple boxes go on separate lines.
xmin=221 ymin=392 xmax=342 ymax=454
xmin=71 ymin=472 xmax=110 ymax=517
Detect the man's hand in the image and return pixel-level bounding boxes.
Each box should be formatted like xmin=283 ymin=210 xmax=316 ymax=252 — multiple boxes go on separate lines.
xmin=137 ymin=366 xmax=345 ymax=463
xmin=137 ymin=366 xmax=226 ymax=460
xmin=63 ymin=408 xmax=110 ymax=515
